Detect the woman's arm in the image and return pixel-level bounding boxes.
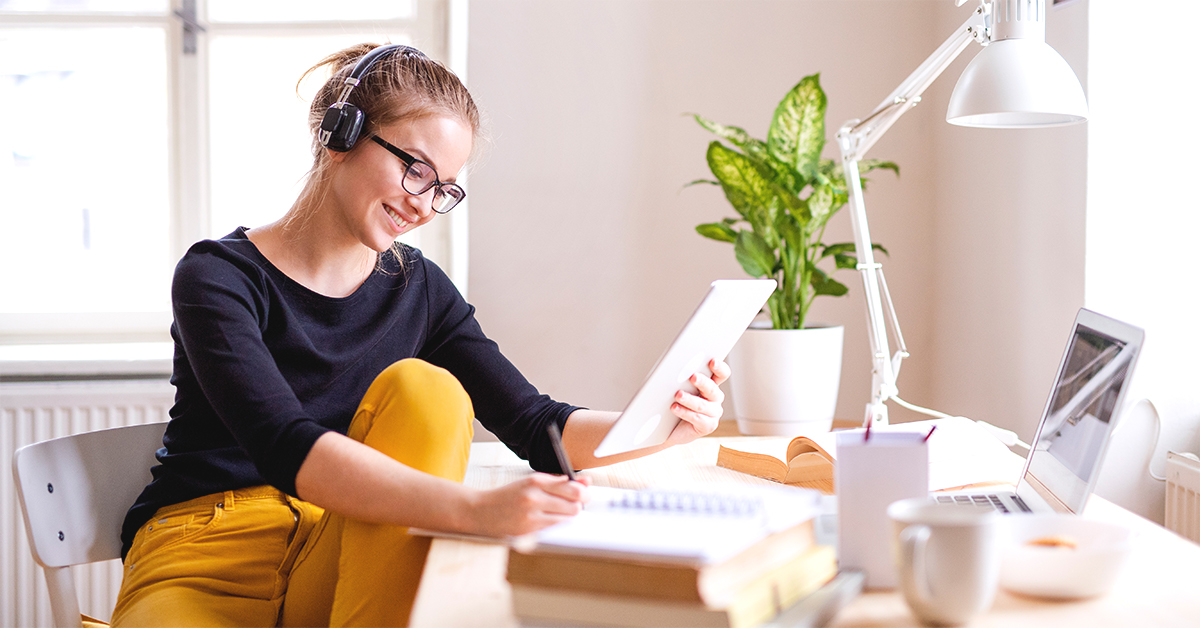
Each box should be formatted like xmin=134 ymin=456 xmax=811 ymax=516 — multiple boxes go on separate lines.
xmin=561 ymin=359 xmax=731 ymax=470
xmin=294 ymin=357 xmax=729 ymax=534
xmin=294 ymin=432 xmax=588 ymax=537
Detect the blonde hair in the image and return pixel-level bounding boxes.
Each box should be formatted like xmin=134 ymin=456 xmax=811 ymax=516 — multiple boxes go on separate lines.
xmin=287 ymin=43 xmax=481 ymax=262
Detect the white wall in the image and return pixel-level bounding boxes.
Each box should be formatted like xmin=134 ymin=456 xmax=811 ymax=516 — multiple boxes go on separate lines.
xmin=924 ymin=3 xmax=1089 ymax=437
xmin=1087 ymin=1 xmax=1200 ymax=524
xmin=467 ymin=0 xmax=943 ymax=420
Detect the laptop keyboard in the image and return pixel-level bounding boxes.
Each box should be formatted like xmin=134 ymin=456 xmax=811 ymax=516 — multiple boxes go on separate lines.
xmin=935 ymin=493 xmax=1033 ymax=514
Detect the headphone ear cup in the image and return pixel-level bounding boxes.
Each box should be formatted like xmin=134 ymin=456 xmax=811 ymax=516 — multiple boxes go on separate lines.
xmin=319 ymin=103 xmax=366 ymax=152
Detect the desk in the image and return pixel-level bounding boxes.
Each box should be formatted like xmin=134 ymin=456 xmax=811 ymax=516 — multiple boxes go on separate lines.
xmin=409 ymin=438 xmax=1200 ymax=628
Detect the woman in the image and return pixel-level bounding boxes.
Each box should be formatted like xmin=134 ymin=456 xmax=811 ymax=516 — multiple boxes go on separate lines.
xmin=111 ymin=43 xmax=729 ymax=627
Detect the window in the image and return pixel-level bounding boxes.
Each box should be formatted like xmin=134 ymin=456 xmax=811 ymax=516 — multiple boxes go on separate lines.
xmin=0 ymin=0 xmax=466 ymax=345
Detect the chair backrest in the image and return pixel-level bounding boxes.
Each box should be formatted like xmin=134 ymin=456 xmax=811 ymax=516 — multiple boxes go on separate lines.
xmin=13 ymin=422 xmax=167 ymax=569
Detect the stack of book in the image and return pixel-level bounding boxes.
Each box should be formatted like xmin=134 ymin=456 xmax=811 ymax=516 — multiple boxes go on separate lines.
xmin=506 ymin=486 xmax=836 ymax=628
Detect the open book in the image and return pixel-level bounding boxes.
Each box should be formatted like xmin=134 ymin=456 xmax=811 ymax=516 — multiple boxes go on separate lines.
xmin=716 ymin=417 xmax=1024 ymax=494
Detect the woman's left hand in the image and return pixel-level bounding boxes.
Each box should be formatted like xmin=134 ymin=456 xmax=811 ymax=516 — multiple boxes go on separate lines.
xmin=665 ymin=358 xmax=730 ymax=445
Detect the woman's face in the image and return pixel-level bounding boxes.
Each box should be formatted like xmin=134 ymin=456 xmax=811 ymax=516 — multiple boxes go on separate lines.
xmin=328 ymin=115 xmax=473 ymax=253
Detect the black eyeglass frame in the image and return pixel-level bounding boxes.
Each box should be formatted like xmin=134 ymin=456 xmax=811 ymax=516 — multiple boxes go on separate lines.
xmin=369 ymin=135 xmax=466 ymax=214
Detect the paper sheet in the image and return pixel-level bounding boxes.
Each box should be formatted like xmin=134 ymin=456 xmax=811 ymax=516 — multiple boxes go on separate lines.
xmin=532 ymin=484 xmax=820 ymax=566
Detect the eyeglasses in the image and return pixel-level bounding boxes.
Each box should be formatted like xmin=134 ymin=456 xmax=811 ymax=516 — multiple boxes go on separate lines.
xmin=369 ymin=136 xmax=466 ymax=214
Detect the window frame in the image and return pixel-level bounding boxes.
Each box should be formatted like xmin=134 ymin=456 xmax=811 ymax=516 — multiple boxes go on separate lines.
xmin=0 ymin=0 xmax=468 ymax=346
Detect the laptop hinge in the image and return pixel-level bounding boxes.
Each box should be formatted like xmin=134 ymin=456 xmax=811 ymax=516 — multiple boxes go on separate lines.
xmin=1023 ymin=473 xmax=1074 ymax=514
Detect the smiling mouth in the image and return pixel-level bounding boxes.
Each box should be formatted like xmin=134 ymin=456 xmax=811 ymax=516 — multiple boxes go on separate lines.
xmin=385 ymin=205 xmax=411 ymax=231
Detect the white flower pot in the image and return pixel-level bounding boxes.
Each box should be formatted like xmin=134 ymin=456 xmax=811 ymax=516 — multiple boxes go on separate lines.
xmin=727 ymin=325 xmax=844 ymax=436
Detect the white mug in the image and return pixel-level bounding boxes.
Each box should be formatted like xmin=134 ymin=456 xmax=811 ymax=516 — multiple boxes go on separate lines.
xmin=887 ymin=498 xmax=1002 ymax=626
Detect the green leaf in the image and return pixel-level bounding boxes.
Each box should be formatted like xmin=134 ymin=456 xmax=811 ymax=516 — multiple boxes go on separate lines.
xmin=742 ymin=139 xmax=774 ymax=164
xmin=820 ymin=242 xmax=856 ymax=258
xmin=775 ymin=211 xmax=805 ymax=251
xmin=807 ymin=184 xmax=835 ymax=229
xmin=822 ymin=242 xmax=888 ymax=257
xmin=820 ymin=242 xmax=888 ymax=259
xmin=810 ymin=267 xmax=849 ymax=297
xmin=706 ymin=142 xmax=780 ymax=244
xmin=695 ymin=222 xmax=737 ymax=243
xmin=734 ymin=230 xmax=776 ymax=278
xmin=822 ymin=241 xmax=889 ymax=269
xmin=831 ymin=188 xmax=849 ymax=209
xmin=826 ymin=158 xmax=899 ymax=182
xmin=693 ymin=114 xmax=777 ymax=164
xmin=767 ymin=74 xmax=827 ymax=174
xmin=816 ymin=277 xmax=849 ymax=297
xmin=781 ymin=246 xmax=802 ymax=282
xmin=780 ymin=189 xmax=811 ymax=225
xmin=774 ymin=212 xmax=805 ymax=281
xmin=757 ymin=159 xmax=798 ymax=196
xmin=860 ymin=159 xmax=900 ymax=177
xmin=693 ymin=114 xmax=754 ymax=147
xmin=683 ymin=178 xmax=720 ymax=188
xmin=814 ymin=160 xmax=838 ymax=186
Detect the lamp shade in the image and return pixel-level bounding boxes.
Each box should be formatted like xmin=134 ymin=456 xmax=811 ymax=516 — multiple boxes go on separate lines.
xmin=946 ymin=38 xmax=1087 ymax=128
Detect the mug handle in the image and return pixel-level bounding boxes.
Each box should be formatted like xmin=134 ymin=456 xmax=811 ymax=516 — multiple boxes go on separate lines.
xmin=900 ymin=524 xmax=933 ymax=604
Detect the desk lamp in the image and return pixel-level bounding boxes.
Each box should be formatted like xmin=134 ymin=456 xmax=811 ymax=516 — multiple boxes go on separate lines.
xmin=837 ymin=0 xmax=1087 ymax=427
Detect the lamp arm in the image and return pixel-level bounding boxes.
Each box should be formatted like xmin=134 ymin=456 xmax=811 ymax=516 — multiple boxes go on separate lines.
xmin=836 ymin=2 xmax=990 ymax=426
xmin=841 ymin=6 xmax=990 ymax=160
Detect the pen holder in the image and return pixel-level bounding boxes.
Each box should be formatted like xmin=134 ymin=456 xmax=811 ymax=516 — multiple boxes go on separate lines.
xmin=836 ymin=430 xmax=928 ymax=589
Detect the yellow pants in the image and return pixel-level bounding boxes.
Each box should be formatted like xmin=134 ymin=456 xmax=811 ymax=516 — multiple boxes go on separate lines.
xmin=111 ymin=359 xmax=475 ymax=627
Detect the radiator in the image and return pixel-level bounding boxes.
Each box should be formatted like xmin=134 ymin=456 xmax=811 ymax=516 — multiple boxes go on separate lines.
xmin=1 ymin=379 xmax=174 ymax=628
xmin=1164 ymin=450 xmax=1200 ymax=545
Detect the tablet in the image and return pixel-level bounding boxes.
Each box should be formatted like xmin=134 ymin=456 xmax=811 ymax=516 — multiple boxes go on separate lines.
xmin=592 ymin=279 xmax=776 ymax=457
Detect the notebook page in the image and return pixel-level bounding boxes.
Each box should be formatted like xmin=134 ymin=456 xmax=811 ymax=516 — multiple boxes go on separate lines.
xmin=531 ymin=484 xmax=819 ymax=566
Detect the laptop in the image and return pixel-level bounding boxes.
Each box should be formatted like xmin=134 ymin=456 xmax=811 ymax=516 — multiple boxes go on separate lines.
xmin=937 ymin=308 xmax=1144 ymax=514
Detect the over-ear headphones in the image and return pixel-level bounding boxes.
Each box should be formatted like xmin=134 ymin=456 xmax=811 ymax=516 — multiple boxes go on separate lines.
xmin=318 ymin=44 xmax=423 ymax=152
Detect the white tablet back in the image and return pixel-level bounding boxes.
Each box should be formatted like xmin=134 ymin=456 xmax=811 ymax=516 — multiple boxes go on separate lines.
xmin=593 ymin=279 xmax=776 ymax=457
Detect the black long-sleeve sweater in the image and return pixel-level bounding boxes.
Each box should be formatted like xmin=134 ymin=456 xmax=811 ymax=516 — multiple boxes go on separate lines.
xmin=121 ymin=228 xmax=580 ymax=558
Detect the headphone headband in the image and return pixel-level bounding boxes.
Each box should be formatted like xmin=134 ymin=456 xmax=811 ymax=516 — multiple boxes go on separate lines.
xmin=318 ymin=44 xmax=424 ymax=152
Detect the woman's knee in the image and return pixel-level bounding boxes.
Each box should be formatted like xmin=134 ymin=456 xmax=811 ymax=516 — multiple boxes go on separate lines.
xmin=349 ymin=359 xmax=475 ymax=475
xmin=377 ymin=359 xmax=468 ymax=401
xmin=364 ymin=359 xmax=473 ymax=422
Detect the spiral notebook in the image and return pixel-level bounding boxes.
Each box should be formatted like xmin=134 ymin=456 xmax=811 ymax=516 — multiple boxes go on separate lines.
xmin=530 ymin=485 xmax=820 ymax=566
xmin=408 ymin=485 xmax=819 ymax=566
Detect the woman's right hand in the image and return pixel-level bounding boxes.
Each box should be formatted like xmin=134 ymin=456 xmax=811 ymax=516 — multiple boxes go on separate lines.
xmin=466 ymin=473 xmax=590 ymax=537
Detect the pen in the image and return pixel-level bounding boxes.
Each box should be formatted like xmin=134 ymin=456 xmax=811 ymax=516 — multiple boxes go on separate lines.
xmin=547 ymin=422 xmax=577 ymax=481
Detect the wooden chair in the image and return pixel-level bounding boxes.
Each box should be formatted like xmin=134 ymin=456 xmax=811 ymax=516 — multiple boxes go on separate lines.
xmin=12 ymin=422 xmax=167 ymax=627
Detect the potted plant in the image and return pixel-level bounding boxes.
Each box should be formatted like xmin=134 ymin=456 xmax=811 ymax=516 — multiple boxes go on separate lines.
xmin=689 ymin=73 xmax=897 ymax=435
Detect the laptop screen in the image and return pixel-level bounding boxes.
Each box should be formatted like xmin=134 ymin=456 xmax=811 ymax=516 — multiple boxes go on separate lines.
xmin=1023 ymin=312 xmax=1142 ymax=512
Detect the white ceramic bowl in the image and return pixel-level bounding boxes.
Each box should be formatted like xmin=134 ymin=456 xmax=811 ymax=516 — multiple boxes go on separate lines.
xmin=999 ymin=514 xmax=1134 ymax=600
